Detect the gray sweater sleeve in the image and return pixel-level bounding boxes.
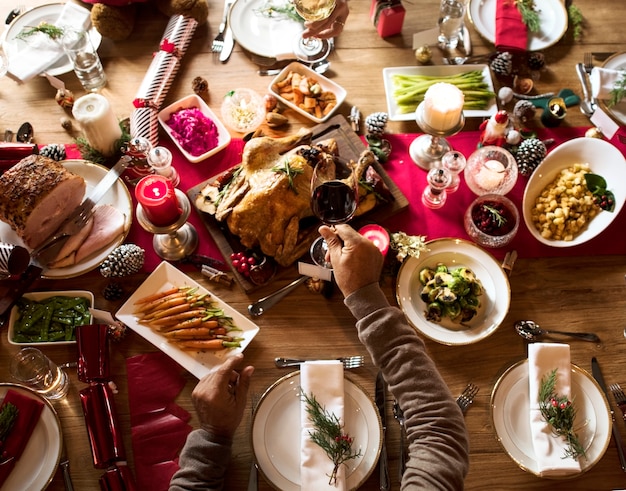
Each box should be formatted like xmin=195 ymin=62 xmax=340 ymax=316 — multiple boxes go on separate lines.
xmin=345 ymin=282 xmax=469 ymax=490
xmin=169 ymin=429 xmax=233 ymax=491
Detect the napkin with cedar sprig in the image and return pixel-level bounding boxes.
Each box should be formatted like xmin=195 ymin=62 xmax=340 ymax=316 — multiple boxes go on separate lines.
xmin=528 ymin=343 xmax=583 ymax=477
xmin=495 ymin=0 xmax=540 ymax=52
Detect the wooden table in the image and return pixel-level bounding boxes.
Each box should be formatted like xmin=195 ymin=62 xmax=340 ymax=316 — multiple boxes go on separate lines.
xmin=2 ymin=0 xmax=626 ymax=490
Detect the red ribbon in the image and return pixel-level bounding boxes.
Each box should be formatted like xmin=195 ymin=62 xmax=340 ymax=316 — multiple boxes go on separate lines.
xmin=160 ymin=38 xmax=179 ymax=58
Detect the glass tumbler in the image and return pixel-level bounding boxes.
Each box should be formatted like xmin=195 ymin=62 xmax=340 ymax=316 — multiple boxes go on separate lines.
xmin=62 ymin=29 xmax=107 ymax=92
xmin=10 ymin=347 xmax=69 ymax=400
xmin=437 ymin=0 xmax=467 ymax=50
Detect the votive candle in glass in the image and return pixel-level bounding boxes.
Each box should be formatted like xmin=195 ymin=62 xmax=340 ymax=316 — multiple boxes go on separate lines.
xmin=422 ymin=82 xmax=465 ymax=132
xmin=135 ymin=175 xmax=182 ymax=227
xmin=358 ymin=224 xmax=390 ymax=256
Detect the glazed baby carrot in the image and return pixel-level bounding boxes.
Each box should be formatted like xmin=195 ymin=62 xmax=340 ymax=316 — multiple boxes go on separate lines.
xmin=162 ymin=327 xmax=227 ymax=339
xmin=174 ymin=339 xmax=242 ymax=350
xmin=133 ymin=287 xmax=180 ymax=305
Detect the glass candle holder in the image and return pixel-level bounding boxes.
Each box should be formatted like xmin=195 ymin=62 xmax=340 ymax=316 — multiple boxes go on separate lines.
xmin=464 ymin=194 xmax=519 ymax=248
xmin=464 ymin=146 xmax=518 ymax=196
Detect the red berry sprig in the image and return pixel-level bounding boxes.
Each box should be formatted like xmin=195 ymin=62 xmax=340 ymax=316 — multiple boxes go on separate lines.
xmin=230 ymin=251 xmax=257 ymax=278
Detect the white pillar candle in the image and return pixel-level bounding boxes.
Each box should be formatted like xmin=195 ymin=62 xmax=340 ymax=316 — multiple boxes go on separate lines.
xmin=422 ymin=82 xmax=464 ymax=132
xmin=72 ymin=94 xmax=122 ymax=157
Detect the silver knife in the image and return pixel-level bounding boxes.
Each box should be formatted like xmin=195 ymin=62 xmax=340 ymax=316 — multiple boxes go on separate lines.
xmin=59 ymin=440 xmax=75 ymax=491
xmin=30 ymin=156 xmax=131 ymax=265
xmin=591 ymin=357 xmax=626 ymax=472
xmin=219 ymin=2 xmax=234 ymax=63
xmin=375 ymin=371 xmax=390 ymax=491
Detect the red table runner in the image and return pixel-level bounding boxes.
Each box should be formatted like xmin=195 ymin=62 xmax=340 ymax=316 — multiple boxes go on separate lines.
xmin=64 ymin=126 xmax=626 ymax=273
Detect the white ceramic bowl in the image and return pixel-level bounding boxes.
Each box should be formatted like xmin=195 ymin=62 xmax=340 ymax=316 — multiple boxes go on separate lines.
xmin=8 ymin=290 xmax=94 ymax=345
xmin=269 ymin=61 xmax=346 ymax=123
xmin=158 ymin=94 xmax=231 ymax=163
xmin=522 ymin=137 xmax=626 ymax=247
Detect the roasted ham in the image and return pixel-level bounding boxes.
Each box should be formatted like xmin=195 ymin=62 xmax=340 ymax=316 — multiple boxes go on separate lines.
xmin=0 ymin=155 xmax=86 ymax=249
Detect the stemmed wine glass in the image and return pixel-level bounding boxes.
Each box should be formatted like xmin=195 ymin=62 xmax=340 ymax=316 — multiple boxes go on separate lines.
xmin=291 ymin=0 xmax=336 ymax=62
xmin=309 ymin=159 xmax=359 ymax=268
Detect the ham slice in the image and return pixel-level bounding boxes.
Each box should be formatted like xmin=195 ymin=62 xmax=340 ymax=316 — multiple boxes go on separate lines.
xmin=0 ymin=155 xmax=86 ymax=249
xmin=48 ymin=204 xmax=126 ymax=268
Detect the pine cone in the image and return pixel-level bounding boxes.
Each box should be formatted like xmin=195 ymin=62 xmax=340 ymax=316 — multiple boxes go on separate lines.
xmin=513 ymin=100 xmax=537 ymax=124
xmin=365 ymin=112 xmax=388 ymax=136
xmin=526 ymin=52 xmax=546 ymax=71
xmin=40 ymin=144 xmax=67 ymax=161
xmin=192 ymin=76 xmax=209 ymax=95
xmin=490 ymin=51 xmax=513 ymax=77
xmin=515 ymin=138 xmax=547 ymax=176
xmin=100 ymin=244 xmax=145 ymax=277
xmin=103 ymin=282 xmax=125 ymax=301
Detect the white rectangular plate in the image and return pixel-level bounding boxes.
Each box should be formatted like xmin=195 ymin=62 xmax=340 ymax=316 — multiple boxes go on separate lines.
xmin=116 ymin=262 xmax=260 ymax=379
xmin=8 ymin=290 xmax=94 ymax=345
xmin=383 ymin=64 xmax=497 ymax=121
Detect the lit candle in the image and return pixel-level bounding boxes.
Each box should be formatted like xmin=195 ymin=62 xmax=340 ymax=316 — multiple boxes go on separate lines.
xmin=135 ymin=175 xmax=182 ymax=227
xmin=72 ymin=94 xmax=122 ymax=157
xmin=474 ymin=159 xmax=505 ymax=191
xmin=359 ymin=224 xmax=390 ymax=256
xmin=422 ymin=82 xmax=464 ymax=132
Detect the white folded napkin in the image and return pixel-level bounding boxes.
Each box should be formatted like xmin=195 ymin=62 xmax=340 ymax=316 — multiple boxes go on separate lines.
xmin=528 ymin=343 xmax=581 ymax=477
xmin=300 ymin=360 xmax=346 ymax=491
xmin=590 ymin=66 xmax=625 ymax=101
xmin=5 ymin=2 xmax=91 ymax=83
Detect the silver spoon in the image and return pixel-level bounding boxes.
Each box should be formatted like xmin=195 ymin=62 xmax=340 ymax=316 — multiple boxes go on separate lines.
xmin=248 ymin=275 xmax=308 ymax=316
xmin=514 ymin=320 xmax=600 ymax=343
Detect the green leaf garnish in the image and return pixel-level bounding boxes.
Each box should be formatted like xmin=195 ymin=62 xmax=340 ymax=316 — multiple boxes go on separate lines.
xmin=584 ymin=173 xmax=615 ymax=212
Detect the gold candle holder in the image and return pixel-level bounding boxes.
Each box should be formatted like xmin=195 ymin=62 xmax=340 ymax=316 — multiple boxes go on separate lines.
xmin=409 ymin=102 xmax=465 ymax=170
xmin=136 ymin=188 xmax=198 ymax=260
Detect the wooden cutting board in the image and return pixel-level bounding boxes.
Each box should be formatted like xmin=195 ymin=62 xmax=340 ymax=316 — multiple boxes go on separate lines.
xmin=187 ymin=114 xmax=409 ymax=292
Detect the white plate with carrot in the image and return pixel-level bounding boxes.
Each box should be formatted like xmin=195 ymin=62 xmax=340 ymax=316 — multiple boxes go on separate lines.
xmin=116 ymin=261 xmax=260 ymax=379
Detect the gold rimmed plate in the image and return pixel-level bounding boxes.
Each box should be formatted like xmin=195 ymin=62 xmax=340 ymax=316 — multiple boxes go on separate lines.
xmin=490 ymin=360 xmax=611 ymax=478
xmin=600 ymin=52 xmax=626 ymax=125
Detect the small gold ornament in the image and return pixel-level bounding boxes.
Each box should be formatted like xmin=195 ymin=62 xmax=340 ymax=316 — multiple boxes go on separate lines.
xmin=415 ymin=45 xmax=432 ymax=65
xmin=306 ymin=277 xmax=325 ymax=294
xmin=513 ymin=75 xmax=534 ymax=94
xmin=60 ymin=116 xmax=73 ymax=131
xmin=55 ymin=88 xmax=74 ymax=109
xmin=585 ymin=127 xmax=603 ymax=139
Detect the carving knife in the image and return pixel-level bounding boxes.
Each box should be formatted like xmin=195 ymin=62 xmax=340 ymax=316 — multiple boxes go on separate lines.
xmin=591 ymin=357 xmax=626 ymax=472
xmin=30 ymin=156 xmax=131 ymax=266
xmin=375 ymin=371 xmax=390 ymax=490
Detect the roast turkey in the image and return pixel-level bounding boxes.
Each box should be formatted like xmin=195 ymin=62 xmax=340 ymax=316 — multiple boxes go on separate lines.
xmin=196 ymin=130 xmax=386 ymax=267
xmin=0 ymin=155 xmax=86 ymax=249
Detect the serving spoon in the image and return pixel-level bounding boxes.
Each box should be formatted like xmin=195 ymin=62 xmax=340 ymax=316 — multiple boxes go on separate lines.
xmin=514 ymin=320 xmax=600 ymax=343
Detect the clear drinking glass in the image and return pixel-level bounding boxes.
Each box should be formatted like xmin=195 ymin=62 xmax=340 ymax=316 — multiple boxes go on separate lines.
xmin=437 ymin=0 xmax=467 ymax=50
xmin=62 ymin=29 xmax=107 ymax=92
xmin=10 ymin=347 xmax=69 ymax=400
xmin=292 ymin=0 xmax=336 ymax=62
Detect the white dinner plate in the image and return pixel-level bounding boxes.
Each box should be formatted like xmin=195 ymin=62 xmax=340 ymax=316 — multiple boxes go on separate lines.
xmin=0 ymin=160 xmax=132 ymax=279
xmin=468 ymin=0 xmax=568 ymax=51
xmin=600 ymin=52 xmax=626 ymax=125
xmin=1 ymin=3 xmax=102 ymax=77
xmin=0 ymin=384 xmax=62 ymax=491
xmin=252 ymin=371 xmax=382 ymax=490
xmin=116 ymin=261 xmax=260 ymax=379
xmin=522 ymin=137 xmax=626 ymax=247
xmin=382 ymin=65 xmax=497 ymax=122
xmin=490 ymin=360 xmax=611 ymax=478
xmin=229 ymin=0 xmax=303 ymax=60
xmin=395 ymin=238 xmax=510 ymax=345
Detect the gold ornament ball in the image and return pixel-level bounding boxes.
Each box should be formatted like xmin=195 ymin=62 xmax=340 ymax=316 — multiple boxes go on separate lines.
xmin=585 ymin=127 xmax=603 ymax=139
xmin=415 ymin=45 xmax=432 ymax=64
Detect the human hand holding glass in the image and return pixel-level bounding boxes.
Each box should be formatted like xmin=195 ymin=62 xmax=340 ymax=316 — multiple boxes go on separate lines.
xmin=292 ymin=0 xmax=336 ymax=62
xmin=309 ymin=159 xmax=359 ymax=268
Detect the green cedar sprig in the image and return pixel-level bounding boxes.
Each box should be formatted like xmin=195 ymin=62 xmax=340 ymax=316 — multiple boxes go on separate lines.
xmin=272 ymin=158 xmax=304 ymax=193
xmin=567 ymin=4 xmax=584 ymax=41
xmin=17 ymin=22 xmax=65 ymax=41
xmin=301 ymin=390 xmax=362 ymax=485
xmin=255 ymin=2 xmax=303 ymax=22
xmin=482 ymin=204 xmax=507 ymax=227
xmin=538 ymin=369 xmax=586 ymax=461
xmin=609 ymin=71 xmax=626 ymax=108
xmin=0 ymin=402 xmax=19 ymax=445
xmin=515 ymin=0 xmax=541 ymax=33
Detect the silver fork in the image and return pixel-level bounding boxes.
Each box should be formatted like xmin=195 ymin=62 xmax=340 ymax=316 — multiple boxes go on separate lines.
xmin=584 ymin=52 xmax=594 ymax=75
xmin=211 ymin=2 xmax=231 ymax=53
xmin=274 ymin=355 xmax=365 ymax=369
xmin=609 ymin=383 xmax=626 ymax=421
xmin=456 ymin=383 xmax=479 ymax=414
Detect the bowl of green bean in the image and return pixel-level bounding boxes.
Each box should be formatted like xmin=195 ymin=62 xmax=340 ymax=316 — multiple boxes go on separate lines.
xmin=8 ymin=291 xmax=94 ymax=345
